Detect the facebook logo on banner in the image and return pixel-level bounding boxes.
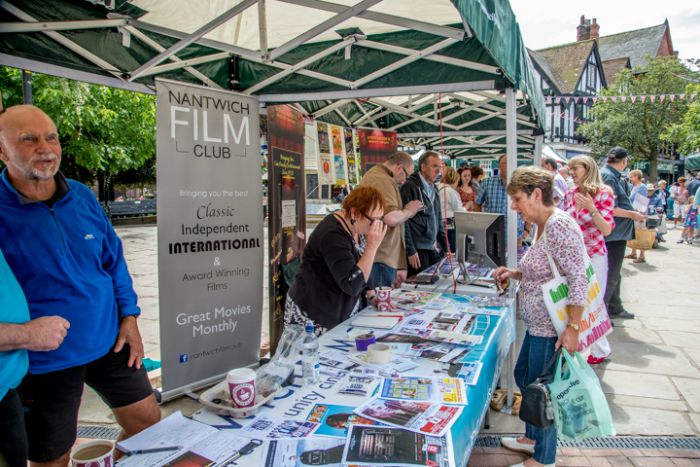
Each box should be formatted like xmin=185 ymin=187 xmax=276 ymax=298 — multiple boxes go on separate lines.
xmin=179 ymin=354 xmax=189 ymax=363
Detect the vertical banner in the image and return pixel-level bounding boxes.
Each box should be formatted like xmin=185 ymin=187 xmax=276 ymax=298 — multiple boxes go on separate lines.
xmin=357 ymin=128 xmax=398 ymax=174
xmin=316 ymin=122 xmax=333 ymax=187
xmin=331 ymin=125 xmax=347 ymax=185
xmin=344 ymin=128 xmax=359 ymax=185
xmin=268 ymin=105 xmax=306 ymax=352
xmin=155 ymin=79 xmax=262 ymax=400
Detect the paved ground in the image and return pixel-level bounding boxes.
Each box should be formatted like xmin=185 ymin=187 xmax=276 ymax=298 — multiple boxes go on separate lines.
xmin=77 ymin=223 xmax=700 ymax=464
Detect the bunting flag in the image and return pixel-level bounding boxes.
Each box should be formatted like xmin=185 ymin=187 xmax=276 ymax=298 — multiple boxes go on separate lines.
xmin=544 ymin=93 xmax=698 ymax=105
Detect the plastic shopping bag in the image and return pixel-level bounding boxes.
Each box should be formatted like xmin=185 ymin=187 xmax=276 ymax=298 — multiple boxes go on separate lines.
xmin=547 ymin=349 xmax=615 ymax=440
xmin=542 ymin=253 xmax=612 ymax=352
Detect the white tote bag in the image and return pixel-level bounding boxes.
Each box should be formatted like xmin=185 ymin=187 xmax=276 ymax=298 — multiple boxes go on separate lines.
xmin=540 ymin=224 xmax=613 ymax=352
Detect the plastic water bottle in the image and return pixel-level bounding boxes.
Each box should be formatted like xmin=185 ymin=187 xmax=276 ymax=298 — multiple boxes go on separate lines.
xmin=301 ymin=321 xmax=320 ymax=385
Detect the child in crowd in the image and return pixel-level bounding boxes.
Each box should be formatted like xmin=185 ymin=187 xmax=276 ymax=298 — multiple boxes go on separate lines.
xmin=679 ymin=196 xmax=698 ymax=244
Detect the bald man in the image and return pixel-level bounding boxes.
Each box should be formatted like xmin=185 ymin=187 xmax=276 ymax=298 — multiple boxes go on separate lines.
xmin=0 ymin=105 xmax=160 ymax=467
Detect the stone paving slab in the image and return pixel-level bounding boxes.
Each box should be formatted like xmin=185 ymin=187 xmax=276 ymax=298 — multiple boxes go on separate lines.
xmin=658 ymin=331 xmax=700 ymax=350
xmin=595 ymin=370 xmax=680 ymax=400
xmin=606 ymin=327 xmax=663 ymax=345
xmin=607 ymin=404 xmax=696 ymax=435
xmin=607 ymin=394 xmax=689 ymax=412
xmin=673 ymin=377 xmax=700 ymax=413
xmin=602 ymin=342 xmax=700 ymax=378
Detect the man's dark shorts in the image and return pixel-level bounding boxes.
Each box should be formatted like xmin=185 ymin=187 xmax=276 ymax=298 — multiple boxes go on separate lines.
xmin=19 ymin=343 xmax=153 ymax=462
xmin=0 ymin=388 xmax=28 ymax=467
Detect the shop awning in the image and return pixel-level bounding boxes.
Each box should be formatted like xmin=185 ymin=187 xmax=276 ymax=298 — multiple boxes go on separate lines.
xmin=685 ymin=153 xmax=700 ymax=172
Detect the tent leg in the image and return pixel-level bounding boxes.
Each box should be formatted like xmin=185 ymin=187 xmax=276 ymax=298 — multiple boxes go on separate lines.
xmin=22 ymin=69 xmax=32 ymax=104
xmin=534 ymin=134 xmax=544 ymax=167
xmin=504 ymin=86 xmax=518 ymax=411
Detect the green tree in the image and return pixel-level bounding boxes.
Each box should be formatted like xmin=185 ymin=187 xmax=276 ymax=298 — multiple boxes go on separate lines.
xmin=662 ymin=83 xmax=700 ymax=155
xmin=578 ymin=57 xmax=697 ymax=180
xmin=0 ymin=67 xmax=156 ymax=199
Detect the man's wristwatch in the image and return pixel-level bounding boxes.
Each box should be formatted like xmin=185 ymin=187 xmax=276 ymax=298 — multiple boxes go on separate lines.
xmin=567 ymin=322 xmax=580 ymax=332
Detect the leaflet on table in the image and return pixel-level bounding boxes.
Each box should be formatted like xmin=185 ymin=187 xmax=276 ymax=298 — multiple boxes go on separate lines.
xmin=238 ymin=414 xmax=317 ymax=439
xmin=353 ymin=398 xmax=463 ymax=437
xmin=262 ymin=437 xmax=346 ymax=467
xmin=116 ymin=412 xmax=250 ymax=467
xmin=389 ymin=290 xmax=441 ymax=313
xmin=319 ymin=350 xmax=357 ymax=371
xmin=305 ymin=403 xmax=385 ymax=438
xmin=379 ymin=377 xmax=467 ymax=405
xmin=337 ymin=368 xmax=381 ymax=397
xmin=341 ymin=425 xmax=455 ymax=467
xmin=347 ymin=352 xmax=420 ymax=374
xmin=396 ymin=310 xmax=482 ymax=345
xmin=456 ymin=362 xmax=483 ymax=386
xmin=377 ymin=334 xmax=473 ymax=364
xmin=351 ymin=313 xmax=403 ymax=329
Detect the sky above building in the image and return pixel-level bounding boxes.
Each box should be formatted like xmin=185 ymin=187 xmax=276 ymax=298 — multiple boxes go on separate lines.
xmin=509 ymin=0 xmax=700 ymax=64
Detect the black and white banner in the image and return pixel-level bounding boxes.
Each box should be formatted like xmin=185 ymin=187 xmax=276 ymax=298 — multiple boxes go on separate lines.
xmin=155 ymin=79 xmax=262 ymax=400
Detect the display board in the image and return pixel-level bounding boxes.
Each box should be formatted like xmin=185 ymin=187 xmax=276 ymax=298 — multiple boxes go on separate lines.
xmin=357 ymin=128 xmax=398 ymax=175
xmin=268 ymin=105 xmax=306 ymax=352
xmin=155 ymin=79 xmax=263 ymax=400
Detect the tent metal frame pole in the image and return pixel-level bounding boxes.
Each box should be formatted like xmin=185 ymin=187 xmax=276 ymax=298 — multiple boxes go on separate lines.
xmin=276 ymin=0 xmax=466 ymax=40
xmin=534 ymin=134 xmax=544 ymax=166
xmin=267 ymin=0 xmax=383 ymax=61
xmin=127 ymin=0 xmax=258 ymax=81
xmin=333 ymin=108 xmax=353 ymax=126
xmin=0 ymin=18 xmax=127 ymax=33
xmin=312 ymin=99 xmax=353 ymax=118
xmin=353 ymin=100 xmax=379 ymax=128
xmin=123 ymin=26 xmax=221 ymax=88
xmin=353 ymin=94 xmax=438 ymax=126
xmin=258 ymin=0 xmax=269 ymax=61
xmin=399 ymin=130 xmax=535 ymax=137
xmin=505 ymin=85 xmax=518 ymax=412
xmin=1 ymin=2 xmax=123 ymax=79
xmin=441 ymin=144 xmax=530 ymax=149
xmin=352 ymin=102 xmax=383 ymax=126
xmin=370 ymin=97 xmax=458 ymax=129
xmin=352 ymin=38 xmax=457 ymax=88
xmin=137 ymin=52 xmax=231 ymax=78
xmin=0 ymin=53 xmax=154 ymax=93
xmin=389 ymin=102 xmax=460 ymax=131
xmin=257 ymin=80 xmax=497 ymax=102
xmin=244 ymin=36 xmax=356 ymax=94
xmin=358 ymin=39 xmax=499 ymax=75
xmin=132 ymin=20 xmax=352 ymax=88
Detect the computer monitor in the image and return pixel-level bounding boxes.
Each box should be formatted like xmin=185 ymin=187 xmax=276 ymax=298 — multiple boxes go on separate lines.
xmin=454 ymin=212 xmax=505 ymax=269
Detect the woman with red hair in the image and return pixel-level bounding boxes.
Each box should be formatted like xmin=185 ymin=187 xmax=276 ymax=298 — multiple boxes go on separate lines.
xmin=285 ymin=186 xmax=387 ymax=333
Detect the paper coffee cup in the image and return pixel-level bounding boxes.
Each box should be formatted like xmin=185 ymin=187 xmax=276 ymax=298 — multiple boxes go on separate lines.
xmin=227 ymin=368 xmax=256 ymax=408
xmin=375 ymin=286 xmax=392 ymax=311
xmin=70 ymin=440 xmax=114 ymax=467
xmin=367 ymin=343 xmax=392 ymax=364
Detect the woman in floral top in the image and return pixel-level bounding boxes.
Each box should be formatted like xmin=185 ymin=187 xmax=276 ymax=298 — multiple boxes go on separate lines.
xmin=565 ymin=155 xmax=615 ymax=364
xmin=495 ymin=166 xmax=589 ymax=467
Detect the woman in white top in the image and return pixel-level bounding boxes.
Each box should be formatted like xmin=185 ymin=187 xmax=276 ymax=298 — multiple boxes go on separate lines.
xmin=437 ymin=167 xmax=466 ymax=253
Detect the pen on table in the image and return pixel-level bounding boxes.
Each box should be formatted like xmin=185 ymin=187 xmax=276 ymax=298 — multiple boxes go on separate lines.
xmin=128 ymin=446 xmax=182 ymax=455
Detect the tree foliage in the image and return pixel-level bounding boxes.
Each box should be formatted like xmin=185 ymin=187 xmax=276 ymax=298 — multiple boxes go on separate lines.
xmin=0 ymin=67 xmax=156 ymax=190
xmin=662 ymin=83 xmax=700 ymax=156
xmin=578 ymin=57 xmax=698 ymax=179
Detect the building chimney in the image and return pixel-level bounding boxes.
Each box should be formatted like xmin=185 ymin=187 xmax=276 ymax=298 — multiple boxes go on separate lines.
xmin=577 ymin=15 xmax=591 ymax=42
xmin=590 ymin=18 xmax=600 ymax=40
